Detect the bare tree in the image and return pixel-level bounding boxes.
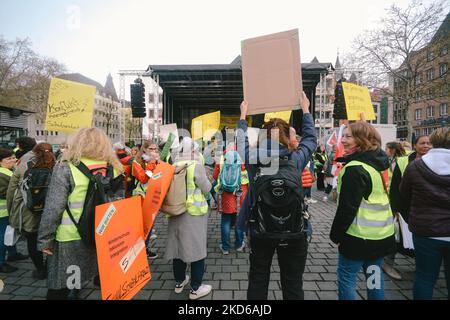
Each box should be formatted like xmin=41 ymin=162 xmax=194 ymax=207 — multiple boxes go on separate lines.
xmin=0 ymin=36 xmax=66 ymax=122
xmin=343 ymin=0 xmax=448 ymax=139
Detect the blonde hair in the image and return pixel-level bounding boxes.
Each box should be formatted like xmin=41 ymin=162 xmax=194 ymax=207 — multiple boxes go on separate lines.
xmin=400 ymin=141 xmax=412 ymax=151
xmin=430 ymin=127 xmax=450 ymax=149
xmin=62 ymin=127 xmax=123 ymax=172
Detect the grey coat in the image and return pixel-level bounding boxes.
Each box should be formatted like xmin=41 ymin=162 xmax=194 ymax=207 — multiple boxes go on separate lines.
xmin=6 ymin=151 xmax=41 ymax=233
xmin=164 ymin=160 xmax=212 ymax=263
xmin=38 ymin=162 xmax=97 ymax=289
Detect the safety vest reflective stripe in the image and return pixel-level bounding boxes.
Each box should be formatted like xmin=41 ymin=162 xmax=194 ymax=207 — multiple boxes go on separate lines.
xmin=55 ymin=158 xmax=109 ymax=242
xmin=359 ymin=201 xmax=390 ymax=211
xmin=0 ymin=168 xmax=13 ymax=218
xmin=175 ymin=160 xmax=208 ymax=216
xmin=352 ymin=216 xmax=395 ymax=228
xmin=338 ymin=160 xmax=394 ymax=240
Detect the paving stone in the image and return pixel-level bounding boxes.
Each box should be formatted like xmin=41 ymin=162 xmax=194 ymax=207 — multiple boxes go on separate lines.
xmin=233 ymin=290 xmax=247 ymax=300
xmin=316 ymin=281 xmax=338 ymax=291
xmin=317 ymin=291 xmax=338 ymax=300
xmin=303 ymin=273 xmax=322 ymax=281
xmin=221 ymin=281 xmax=239 ymax=290
xmin=231 ymin=272 xmax=248 ymax=280
xmin=213 ymin=290 xmax=233 ymax=300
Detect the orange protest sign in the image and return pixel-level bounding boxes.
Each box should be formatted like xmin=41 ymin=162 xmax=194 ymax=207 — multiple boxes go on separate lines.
xmin=142 ymin=161 xmax=175 ymax=239
xmin=95 ymin=196 xmax=151 ymax=300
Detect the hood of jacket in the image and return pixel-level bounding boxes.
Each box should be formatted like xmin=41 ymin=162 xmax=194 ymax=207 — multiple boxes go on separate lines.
xmin=342 ymin=149 xmax=390 ymax=172
xmin=422 ymin=148 xmax=450 ymax=176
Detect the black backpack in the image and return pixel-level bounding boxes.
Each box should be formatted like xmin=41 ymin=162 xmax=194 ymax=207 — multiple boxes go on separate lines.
xmin=66 ymin=162 xmax=124 ymax=248
xmin=21 ymin=161 xmax=52 ymax=214
xmin=249 ymin=157 xmax=305 ymax=240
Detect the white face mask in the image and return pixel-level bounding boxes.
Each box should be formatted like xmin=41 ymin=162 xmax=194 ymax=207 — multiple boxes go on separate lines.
xmin=142 ymin=154 xmax=151 ymax=162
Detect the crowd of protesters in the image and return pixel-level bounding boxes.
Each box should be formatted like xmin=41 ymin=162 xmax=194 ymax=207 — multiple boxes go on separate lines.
xmin=0 ymin=102 xmax=448 ymax=301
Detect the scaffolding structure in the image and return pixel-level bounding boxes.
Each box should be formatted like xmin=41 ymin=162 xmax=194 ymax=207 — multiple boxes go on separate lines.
xmin=118 ymin=70 xmax=162 ymax=143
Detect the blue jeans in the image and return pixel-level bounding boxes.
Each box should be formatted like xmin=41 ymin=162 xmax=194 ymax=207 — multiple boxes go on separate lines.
xmin=338 ymin=254 xmax=385 ymax=300
xmin=0 ymin=216 xmax=17 ymax=266
xmin=173 ymin=258 xmax=205 ymax=291
xmin=221 ymin=214 xmax=244 ymax=251
xmin=304 ymin=188 xmax=311 ymax=198
xmin=413 ymin=235 xmax=450 ymax=300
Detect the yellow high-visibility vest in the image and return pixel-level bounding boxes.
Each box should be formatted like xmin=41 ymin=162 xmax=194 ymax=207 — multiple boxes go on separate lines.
xmin=0 ymin=167 xmax=13 ymax=218
xmin=174 ymin=160 xmax=208 ymax=216
xmin=338 ymin=161 xmax=395 ymax=240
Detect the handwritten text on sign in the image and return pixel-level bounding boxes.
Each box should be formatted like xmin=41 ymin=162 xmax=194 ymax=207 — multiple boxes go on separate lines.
xmin=45 ymin=78 xmax=96 ymax=133
xmin=342 ymin=82 xmax=376 ymax=121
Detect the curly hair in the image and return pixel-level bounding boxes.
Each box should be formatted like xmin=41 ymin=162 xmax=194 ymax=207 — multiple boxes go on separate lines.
xmin=262 ymin=118 xmax=296 ymax=152
xmin=62 ymin=127 xmax=123 ymax=172
xmin=32 ymin=143 xmax=56 ymax=169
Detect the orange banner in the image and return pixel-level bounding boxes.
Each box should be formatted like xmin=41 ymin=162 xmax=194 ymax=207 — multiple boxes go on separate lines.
xmin=95 ymin=196 xmax=151 ymax=300
xmin=142 ymin=161 xmax=175 ymax=239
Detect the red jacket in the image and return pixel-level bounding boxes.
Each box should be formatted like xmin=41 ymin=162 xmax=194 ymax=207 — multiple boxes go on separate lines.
xmin=132 ymin=160 xmax=157 ymax=185
xmin=301 ymin=168 xmax=314 ymax=188
xmin=117 ymin=150 xmax=134 ymax=197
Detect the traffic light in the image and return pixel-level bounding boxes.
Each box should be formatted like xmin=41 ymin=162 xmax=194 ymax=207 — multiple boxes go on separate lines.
xmin=130 ymin=78 xmax=146 ymax=118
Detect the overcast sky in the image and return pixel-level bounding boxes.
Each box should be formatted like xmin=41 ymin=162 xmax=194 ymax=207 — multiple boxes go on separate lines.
xmin=0 ymin=0 xmax=441 ymax=98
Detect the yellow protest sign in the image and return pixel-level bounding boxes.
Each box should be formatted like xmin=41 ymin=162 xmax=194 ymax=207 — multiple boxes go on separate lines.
xmin=264 ymin=111 xmax=292 ymax=123
xmin=45 ymin=78 xmax=96 ymax=133
xmin=191 ymin=111 xmax=220 ymax=141
xmin=342 ymin=82 xmax=376 ymax=121
xmin=220 ymin=116 xmax=253 ymax=130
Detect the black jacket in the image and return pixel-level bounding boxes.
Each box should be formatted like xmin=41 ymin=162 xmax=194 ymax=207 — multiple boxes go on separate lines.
xmin=389 ymin=152 xmax=416 ymax=222
xmin=400 ymin=153 xmax=450 ymax=237
xmin=330 ymin=149 xmax=396 ymax=261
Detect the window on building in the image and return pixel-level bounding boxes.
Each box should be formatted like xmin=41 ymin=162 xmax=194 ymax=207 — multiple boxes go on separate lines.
xmin=426 ymin=106 xmax=434 ymax=118
xmin=415 ymin=74 xmax=422 ymax=85
xmin=440 ymin=63 xmax=448 ymax=77
xmin=414 ymin=129 xmax=421 ymax=137
xmin=55 ymin=132 xmax=58 ymax=136
xmin=36 ymin=131 xmax=39 ymax=136
xmin=441 ymin=103 xmax=448 ymax=116
xmin=426 ymin=68 xmax=435 ymax=81
xmin=441 ymin=46 xmax=448 ymax=56
xmin=373 ymin=105 xmax=378 ymax=113
xmin=428 ymin=88 xmax=434 ymax=99
xmin=427 ymin=51 xmax=435 ymax=61
xmin=415 ymin=109 xmax=422 ymax=120
xmin=41 ymin=130 xmax=44 ymax=136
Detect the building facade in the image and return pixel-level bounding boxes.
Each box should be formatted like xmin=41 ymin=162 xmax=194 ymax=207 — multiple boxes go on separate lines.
xmin=392 ymin=13 xmax=449 ymax=140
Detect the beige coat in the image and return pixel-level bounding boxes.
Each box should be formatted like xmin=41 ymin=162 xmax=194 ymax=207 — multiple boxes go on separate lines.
xmin=6 ymin=151 xmax=41 ymax=233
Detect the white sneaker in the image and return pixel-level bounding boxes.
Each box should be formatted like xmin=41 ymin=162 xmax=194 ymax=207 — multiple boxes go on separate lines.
xmin=309 ymin=198 xmax=318 ymax=204
xmin=382 ymin=264 xmax=402 ymax=280
xmin=149 ymin=233 xmax=158 ymax=240
xmin=189 ymin=284 xmax=212 ymax=300
xmin=219 ymin=244 xmax=229 ymax=255
xmin=236 ymin=242 xmax=245 ymax=252
xmin=174 ymin=275 xmax=190 ymax=293
xmin=322 ymin=196 xmax=328 ymax=202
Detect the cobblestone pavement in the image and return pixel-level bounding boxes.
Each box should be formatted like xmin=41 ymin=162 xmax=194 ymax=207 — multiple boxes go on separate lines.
xmin=0 ymin=190 xmax=447 ymax=300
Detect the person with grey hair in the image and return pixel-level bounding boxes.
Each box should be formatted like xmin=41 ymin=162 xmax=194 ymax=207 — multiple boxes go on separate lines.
xmin=164 ymin=136 xmax=213 ymax=300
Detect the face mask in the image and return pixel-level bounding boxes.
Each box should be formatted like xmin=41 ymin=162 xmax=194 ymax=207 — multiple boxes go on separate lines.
xmin=142 ymin=154 xmax=151 ymax=162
